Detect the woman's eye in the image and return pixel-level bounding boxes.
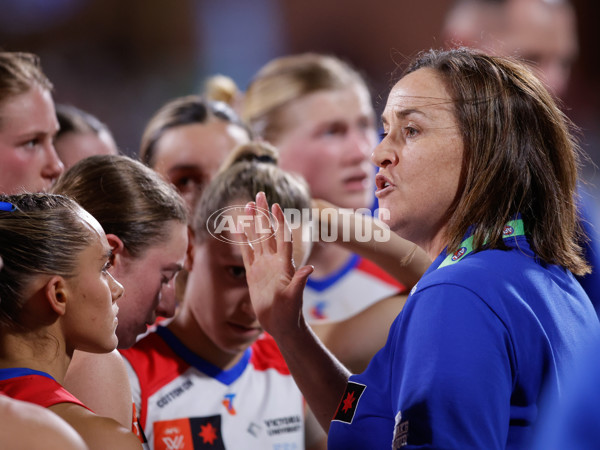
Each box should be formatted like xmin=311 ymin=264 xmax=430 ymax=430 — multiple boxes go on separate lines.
xmin=23 ymin=139 xmax=40 ymax=149
xmin=228 ymin=266 xmax=246 ymax=279
xmin=169 ymin=171 xmax=204 ymax=194
xmin=174 ymin=177 xmax=197 ymax=191
xmin=404 ymin=127 xmax=418 ymax=137
xmin=322 ymin=123 xmax=346 ymax=137
xmin=379 ymin=132 xmax=388 ymax=140
xmin=102 ymin=261 xmax=112 ymax=273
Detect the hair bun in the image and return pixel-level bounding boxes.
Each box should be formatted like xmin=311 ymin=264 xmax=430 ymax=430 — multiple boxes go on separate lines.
xmin=203 ymin=75 xmax=240 ymax=107
xmin=219 ymin=141 xmax=280 ymax=173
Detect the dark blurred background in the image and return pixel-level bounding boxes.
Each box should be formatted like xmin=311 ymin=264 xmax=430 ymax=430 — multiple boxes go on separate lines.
xmin=1 ymin=0 xmax=599 ymax=195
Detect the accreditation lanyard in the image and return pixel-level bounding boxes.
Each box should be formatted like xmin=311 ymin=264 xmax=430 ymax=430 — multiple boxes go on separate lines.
xmin=438 ymin=219 xmax=525 ymax=269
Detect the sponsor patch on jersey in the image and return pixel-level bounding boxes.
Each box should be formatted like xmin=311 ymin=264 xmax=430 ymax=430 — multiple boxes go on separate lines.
xmin=332 ymin=381 xmax=366 ymax=424
xmin=222 ymin=393 xmax=237 ymax=415
xmin=154 ymin=415 xmax=225 ymax=450
xmin=263 ymin=414 xmax=302 ymax=436
xmin=155 ymin=378 xmax=194 ymax=408
xmin=451 ymin=246 xmax=467 ymax=262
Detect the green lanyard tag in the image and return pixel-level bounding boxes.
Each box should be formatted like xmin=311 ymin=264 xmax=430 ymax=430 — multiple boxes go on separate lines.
xmin=438 ymin=219 xmax=525 ymax=269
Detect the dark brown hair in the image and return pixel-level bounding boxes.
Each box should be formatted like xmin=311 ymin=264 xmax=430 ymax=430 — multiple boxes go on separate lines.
xmin=52 ymin=154 xmax=187 ymax=258
xmin=139 ymin=95 xmax=251 ymax=168
xmin=55 ymin=103 xmax=112 ymax=139
xmin=0 ymin=193 xmax=94 ymax=327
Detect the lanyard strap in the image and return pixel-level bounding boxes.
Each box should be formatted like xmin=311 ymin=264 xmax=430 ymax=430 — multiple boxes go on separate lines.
xmin=438 ymin=219 xmax=525 ymax=269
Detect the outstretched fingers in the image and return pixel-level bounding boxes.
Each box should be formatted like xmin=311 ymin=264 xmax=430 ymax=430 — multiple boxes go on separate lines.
xmin=255 ymin=192 xmax=277 ymax=254
xmin=240 ymin=201 xmax=257 ymax=266
xmin=271 ymin=202 xmax=293 ymax=265
xmin=241 ymin=193 xmax=283 ymax=268
xmin=271 ymin=199 xmax=314 ymax=297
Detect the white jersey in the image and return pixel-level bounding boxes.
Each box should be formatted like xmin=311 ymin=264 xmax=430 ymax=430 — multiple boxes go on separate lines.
xmin=120 ymin=326 xmax=305 ymax=450
xmin=303 ymin=254 xmax=405 ymax=323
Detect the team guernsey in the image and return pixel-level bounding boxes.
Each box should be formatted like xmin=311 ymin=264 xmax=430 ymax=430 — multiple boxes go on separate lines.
xmin=120 ymin=326 xmax=305 ymax=450
xmin=328 ymin=223 xmax=600 ymax=449
xmin=0 ymin=367 xmax=89 ymax=410
xmin=303 ymin=253 xmax=405 ymax=323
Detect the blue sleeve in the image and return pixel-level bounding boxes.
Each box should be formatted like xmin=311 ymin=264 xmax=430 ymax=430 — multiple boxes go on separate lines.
xmin=392 ymin=284 xmax=514 ymax=449
xmin=532 ymin=343 xmax=600 ymax=450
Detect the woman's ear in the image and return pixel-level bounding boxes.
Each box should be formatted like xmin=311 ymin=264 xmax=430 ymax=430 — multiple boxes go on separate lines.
xmin=184 ymin=225 xmax=196 ymax=271
xmin=106 ymin=233 xmax=125 ymax=271
xmin=43 ymin=275 xmax=68 ymax=316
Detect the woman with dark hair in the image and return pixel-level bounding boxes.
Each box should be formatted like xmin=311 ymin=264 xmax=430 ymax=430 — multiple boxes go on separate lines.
xmin=0 ymin=193 xmax=140 ymax=449
xmin=0 ymin=253 xmax=87 ymax=450
xmin=241 ymin=48 xmax=600 ymax=449
xmin=53 ymin=154 xmax=188 ymax=431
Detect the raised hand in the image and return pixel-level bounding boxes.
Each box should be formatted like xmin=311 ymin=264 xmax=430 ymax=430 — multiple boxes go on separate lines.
xmin=241 ymin=192 xmax=351 ymax=431
xmin=240 ymin=192 xmax=314 ymax=339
